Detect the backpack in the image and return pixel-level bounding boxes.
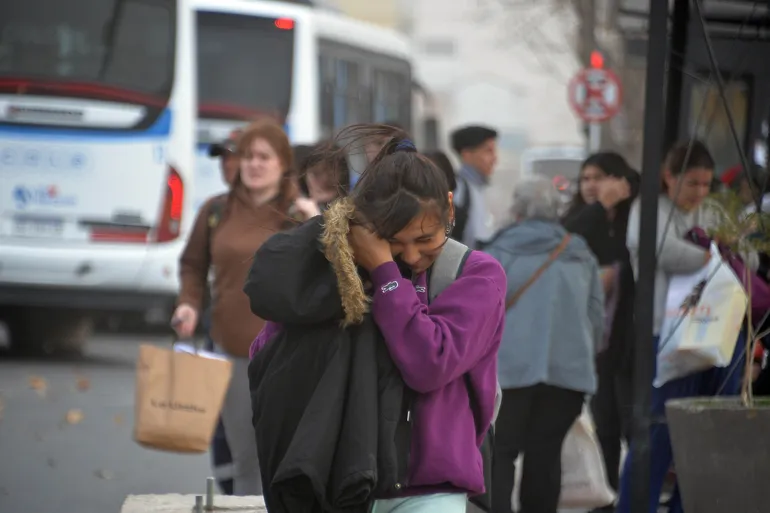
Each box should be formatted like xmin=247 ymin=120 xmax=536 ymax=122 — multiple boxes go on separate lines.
xmin=452 ymin=175 xmax=472 ymax=244
xmin=428 ymin=237 xmax=500 ymax=512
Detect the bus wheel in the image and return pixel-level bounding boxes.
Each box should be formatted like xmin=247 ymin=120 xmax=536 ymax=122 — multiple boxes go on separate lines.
xmin=6 ymin=307 xmax=92 ymax=357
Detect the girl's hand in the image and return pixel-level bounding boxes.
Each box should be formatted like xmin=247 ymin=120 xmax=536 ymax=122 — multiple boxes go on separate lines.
xmin=171 ymin=303 xmax=198 ymax=339
xmin=294 ymin=197 xmax=321 ymax=220
xmin=349 ymin=225 xmax=393 ymax=272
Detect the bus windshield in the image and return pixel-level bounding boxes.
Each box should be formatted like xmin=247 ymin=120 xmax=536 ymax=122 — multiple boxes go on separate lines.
xmin=0 ymin=0 xmax=175 ymax=106
xmin=196 ymin=11 xmax=294 ymax=121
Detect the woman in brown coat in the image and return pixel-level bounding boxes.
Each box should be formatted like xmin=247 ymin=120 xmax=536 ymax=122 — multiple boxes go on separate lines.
xmin=172 ymin=118 xmax=319 ymax=495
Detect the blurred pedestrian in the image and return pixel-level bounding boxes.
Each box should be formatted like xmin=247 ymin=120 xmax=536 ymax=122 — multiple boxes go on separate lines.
xmin=450 ymin=125 xmax=498 ymax=248
xmin=486 ymin=177 xmax=604 ymax=513
xmin=562 ymin=152 xmax=639 ymax=511
xmin=172 ymin=118 xmax=318 ymax=495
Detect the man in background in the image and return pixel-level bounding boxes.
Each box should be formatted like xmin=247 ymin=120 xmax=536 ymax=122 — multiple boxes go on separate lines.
xmin=208 ymin=129 xmax=243 ymax=187
xmin=450 ymin=125 xmax=499 ymax=249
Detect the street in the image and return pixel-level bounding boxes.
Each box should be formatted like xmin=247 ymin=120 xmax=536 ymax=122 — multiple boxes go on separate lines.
xmin=0 ymin=334 xmax=210 ymax=513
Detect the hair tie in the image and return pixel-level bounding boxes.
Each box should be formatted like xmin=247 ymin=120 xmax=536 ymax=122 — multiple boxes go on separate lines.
xmin=394 ymin=139 xmax=417 ymax=153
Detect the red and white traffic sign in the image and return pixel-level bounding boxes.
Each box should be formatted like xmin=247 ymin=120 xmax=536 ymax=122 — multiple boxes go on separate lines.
xmin=568 ymin=68 xmax=622 ymax=123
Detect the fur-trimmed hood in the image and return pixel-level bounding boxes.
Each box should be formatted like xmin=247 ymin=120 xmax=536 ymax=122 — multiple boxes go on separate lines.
xmin=244 ymin=198 xmax=370 ymax=327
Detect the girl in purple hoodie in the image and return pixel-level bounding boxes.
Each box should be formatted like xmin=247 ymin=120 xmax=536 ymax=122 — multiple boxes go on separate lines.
xmin=249 ymin=124 xmax=507 ymax=512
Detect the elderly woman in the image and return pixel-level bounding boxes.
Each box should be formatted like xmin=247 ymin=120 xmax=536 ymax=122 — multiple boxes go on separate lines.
xmin=485 ymin=177 xmax=605 ymax=513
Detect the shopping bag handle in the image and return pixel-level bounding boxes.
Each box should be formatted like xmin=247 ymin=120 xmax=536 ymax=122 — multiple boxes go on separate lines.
xmin=168 ymin=320 xmax=200 ymax=354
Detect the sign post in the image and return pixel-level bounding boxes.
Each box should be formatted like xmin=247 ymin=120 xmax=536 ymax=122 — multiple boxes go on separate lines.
xmin=568 ymin=53 xmax=622 ymax=153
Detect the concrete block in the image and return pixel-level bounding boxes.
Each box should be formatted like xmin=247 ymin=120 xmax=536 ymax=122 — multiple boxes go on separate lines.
xmin=121 ymin=494 xmax=267 ymax=513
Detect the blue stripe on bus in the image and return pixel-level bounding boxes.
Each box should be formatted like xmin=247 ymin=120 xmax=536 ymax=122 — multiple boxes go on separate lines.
xmin=0 ymin=109 xmax=172 ymax=140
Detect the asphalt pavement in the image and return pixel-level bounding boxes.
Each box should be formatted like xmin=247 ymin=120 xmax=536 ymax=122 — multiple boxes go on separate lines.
xmin=0 ymin=334 xmax=210 ymax=513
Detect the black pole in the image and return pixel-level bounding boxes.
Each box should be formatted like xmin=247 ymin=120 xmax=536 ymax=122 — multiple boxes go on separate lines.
xmin=663 ymin=0 xmax=690 ymax=151
xmin=630 ymin=0 xmax=669 ymax=512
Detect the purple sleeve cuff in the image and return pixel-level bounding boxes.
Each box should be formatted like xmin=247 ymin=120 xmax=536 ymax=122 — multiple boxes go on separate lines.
xmin=369 ymin=261 xmax=404 ymax=290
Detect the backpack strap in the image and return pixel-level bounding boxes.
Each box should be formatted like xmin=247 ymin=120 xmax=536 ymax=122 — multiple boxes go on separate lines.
xmin=428 ymin=238 xmax=472 ymax=303
xmin=206 ymin=195 xmax=227 ymax=260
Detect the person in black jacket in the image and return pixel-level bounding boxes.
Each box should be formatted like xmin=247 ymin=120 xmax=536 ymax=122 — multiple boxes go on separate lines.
xmin=562 ymin=151 xmax=639 ymax=512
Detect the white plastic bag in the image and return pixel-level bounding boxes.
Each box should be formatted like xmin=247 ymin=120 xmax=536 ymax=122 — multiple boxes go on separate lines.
xmin=655 ymin=243 xmax=748 ymax=388
xmin=512 ymin=406 xmax=615 ymax=510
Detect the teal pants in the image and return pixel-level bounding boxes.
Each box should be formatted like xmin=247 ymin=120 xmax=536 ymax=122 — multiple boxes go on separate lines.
xmin=371 ymin=493 xmax=467 ymax=513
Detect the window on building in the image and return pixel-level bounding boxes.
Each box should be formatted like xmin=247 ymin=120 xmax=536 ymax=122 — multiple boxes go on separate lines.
xmin=689 ymin=79 xmax=750 ymax=177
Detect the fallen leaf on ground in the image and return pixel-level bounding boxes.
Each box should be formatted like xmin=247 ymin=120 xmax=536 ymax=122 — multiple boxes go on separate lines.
xmin=75 ymin=376 xmax=90 ymax=392
xmin=65 ymin=408 xmax=84 ymax=425
xmin=113 ymin=414 xmax=124 ymax=426
xmin=28 ymin=376 xmax=48 ymax=397
xmin=94 ymin=469 xmax=114 ymax=480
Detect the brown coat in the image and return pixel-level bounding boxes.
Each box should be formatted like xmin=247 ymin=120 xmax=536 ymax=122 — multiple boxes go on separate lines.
xmin=178 ymin=185 xmax=300 ymax=357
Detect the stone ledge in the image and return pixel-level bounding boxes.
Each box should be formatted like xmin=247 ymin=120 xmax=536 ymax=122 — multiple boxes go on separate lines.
xmin=121 ymin=494 xmax=267 ymax=513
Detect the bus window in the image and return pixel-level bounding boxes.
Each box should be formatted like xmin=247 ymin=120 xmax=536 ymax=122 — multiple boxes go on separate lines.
xmin=0 ymin=0 xmax=174 ymax=121
xmin=196 ymin=12 xmax=294 ymax=121
xmin=332 ymin=59 xmax=364 ymax=129
xmin=689 ymin=80 xmax=749 ymax=176
xmin=319 ymin=55 xmax=335 ymax=139
xmin=372 ymin=69 xmax=408 ymax=127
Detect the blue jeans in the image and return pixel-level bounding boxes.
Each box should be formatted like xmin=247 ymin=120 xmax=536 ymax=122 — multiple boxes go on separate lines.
xmin=371 ymin=494 xmax=467 ymax=513
xmin=616 ymin=332 xmax=745 ymax=513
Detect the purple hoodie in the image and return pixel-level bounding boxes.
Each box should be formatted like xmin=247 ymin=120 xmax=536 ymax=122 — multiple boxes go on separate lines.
xmin=250 ymin=250 xmax=507 ymax=496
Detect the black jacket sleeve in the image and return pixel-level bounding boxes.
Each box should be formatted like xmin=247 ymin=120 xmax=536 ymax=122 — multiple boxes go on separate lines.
xmin=562 ymin=203 xmax=611 ymax=262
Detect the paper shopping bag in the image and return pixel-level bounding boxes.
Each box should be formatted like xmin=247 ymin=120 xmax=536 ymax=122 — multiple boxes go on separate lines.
xmin=134 ymin=343 xmax=232 ymax=453
xmin=655 ymin=243 xmax=748 ymax=387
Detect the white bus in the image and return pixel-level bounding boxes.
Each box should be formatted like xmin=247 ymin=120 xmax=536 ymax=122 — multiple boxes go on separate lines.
xmin=520 ymin=146 xmax=586 ymax=207
xmin=0 ymin=0 xmax=413 ymax=350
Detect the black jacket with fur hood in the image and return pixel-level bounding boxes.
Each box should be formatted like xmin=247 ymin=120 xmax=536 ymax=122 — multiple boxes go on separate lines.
xmin=245 ymin=206 xmax=410 ymax=513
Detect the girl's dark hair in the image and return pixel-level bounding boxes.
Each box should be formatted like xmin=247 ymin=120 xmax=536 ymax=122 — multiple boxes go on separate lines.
xmin=424 ymin=150 xmax=457 ymax=190
xmin=567 ymin=151 xmax=638 ymax=212
xmin=661 ymin=139 xmax=715 ymax=193
xmin=295 ymin=141 xmax=350 ymax=197
xmin=321 ymin=124 xmax=451 ymax=239
xmin=563 ymin=151 xmax=640 ymax=241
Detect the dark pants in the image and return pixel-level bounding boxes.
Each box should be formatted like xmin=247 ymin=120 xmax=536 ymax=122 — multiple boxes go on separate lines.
xmin=491 ymin=384 xmax=584 ymax=513
xmin=589 ymin=353 xmax=633 ymax=511
xmin=616 ymin=332 xmax=745 ymax=513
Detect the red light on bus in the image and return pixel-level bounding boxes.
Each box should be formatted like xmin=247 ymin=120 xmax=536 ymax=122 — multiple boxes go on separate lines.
xmin=275 ymin=18 xmax=295 ymax=30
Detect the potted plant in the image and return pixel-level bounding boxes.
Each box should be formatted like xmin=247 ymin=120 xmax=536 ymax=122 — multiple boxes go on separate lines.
xmin=665 ymin=189 xmax=770 ymax=513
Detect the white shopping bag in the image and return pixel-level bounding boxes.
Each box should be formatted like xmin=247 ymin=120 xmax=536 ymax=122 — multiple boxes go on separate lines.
xmin=655 ymin=243 xmax=748 ymax=388
xmin=512 ymin=406 xmax=615 ymax=510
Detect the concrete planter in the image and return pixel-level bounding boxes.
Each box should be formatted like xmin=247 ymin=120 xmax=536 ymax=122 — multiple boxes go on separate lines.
xmin=666 ymin=397 xmax=770 ymax=513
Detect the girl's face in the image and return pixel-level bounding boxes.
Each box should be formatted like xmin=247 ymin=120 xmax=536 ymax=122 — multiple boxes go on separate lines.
xmin=240 ymin=137 xmax=285 ymax=192
xmin=386 ymin=194 xmax=453 ymax=275
xmin=579 ymin=165 xmax=607 ymax=204
xmin=663 ymin=166 xmax=713 ymax=212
